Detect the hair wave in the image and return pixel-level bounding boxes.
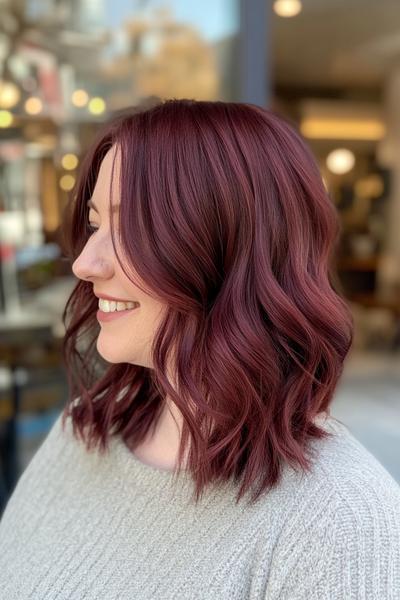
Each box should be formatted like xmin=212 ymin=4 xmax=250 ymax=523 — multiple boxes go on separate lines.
xmin=59 ymin=98 xmax=354 ymax=505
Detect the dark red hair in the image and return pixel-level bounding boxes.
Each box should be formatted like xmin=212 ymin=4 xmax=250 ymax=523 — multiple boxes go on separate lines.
xmin=60 ymin=98 xmax=354 ymax=505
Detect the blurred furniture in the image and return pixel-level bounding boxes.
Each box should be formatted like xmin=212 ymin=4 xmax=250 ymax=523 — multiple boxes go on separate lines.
xmin=337 ymin=254 xmax=400 ymax=350
xmin=348 ymin=291 xmax=400 ymax=350
xmin=0 ymin=308 xmax=66 ymax=515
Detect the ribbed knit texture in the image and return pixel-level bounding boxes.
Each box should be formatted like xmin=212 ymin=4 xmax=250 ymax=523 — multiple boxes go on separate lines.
xmin=0 ymin=410 xmax=399 ymax=599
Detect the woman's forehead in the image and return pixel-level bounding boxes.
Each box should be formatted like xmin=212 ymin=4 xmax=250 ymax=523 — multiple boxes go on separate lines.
xmin=89 ymin=146 xmax=121 ymax=212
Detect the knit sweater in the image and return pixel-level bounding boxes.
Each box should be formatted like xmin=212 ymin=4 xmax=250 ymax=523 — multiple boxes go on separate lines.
xmin=0 ymin=410 xmax=399 ymax=600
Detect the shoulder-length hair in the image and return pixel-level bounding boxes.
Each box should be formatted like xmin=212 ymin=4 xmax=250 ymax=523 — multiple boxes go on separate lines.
xmin=60 ymin=98 xmax=354 ymax=505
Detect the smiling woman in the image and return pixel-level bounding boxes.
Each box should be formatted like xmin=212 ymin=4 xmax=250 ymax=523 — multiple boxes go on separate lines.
xmin=61 ymin=100 xmax=358 ymax=488
xmin=0 ymin=98 xmax=399 ymax=600
xmin=66 ymin=141 xmax=170 ymax=379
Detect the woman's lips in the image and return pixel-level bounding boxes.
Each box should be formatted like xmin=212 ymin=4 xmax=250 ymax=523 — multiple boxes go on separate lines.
xmin=96 ymin=305 xmax=139 ymax=322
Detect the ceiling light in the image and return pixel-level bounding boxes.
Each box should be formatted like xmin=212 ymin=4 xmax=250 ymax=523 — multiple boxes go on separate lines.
xmin=273 ymin=0 xmax=302 ymax=18
xmin=301 ymin=118 xmax=385 ymax=140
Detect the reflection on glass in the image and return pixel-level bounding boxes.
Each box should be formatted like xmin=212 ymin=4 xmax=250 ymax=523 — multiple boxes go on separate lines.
xmin=0 ymin=0 xmax=239 ymax=319
xmin=100 ymin=0 xmax=239 ymax=106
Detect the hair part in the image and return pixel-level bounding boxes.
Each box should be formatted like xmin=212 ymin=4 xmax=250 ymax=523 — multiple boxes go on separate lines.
xmin=60 ymin=98 xmax=354 ymax=506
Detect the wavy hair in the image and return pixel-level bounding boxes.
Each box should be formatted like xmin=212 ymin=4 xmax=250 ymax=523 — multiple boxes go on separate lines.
xmin=60 ymin=98 xmax=354 ymax=505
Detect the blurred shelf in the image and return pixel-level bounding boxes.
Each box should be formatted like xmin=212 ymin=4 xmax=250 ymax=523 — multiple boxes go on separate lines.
xmin=337 ymin=256 xmax=380 ymax=271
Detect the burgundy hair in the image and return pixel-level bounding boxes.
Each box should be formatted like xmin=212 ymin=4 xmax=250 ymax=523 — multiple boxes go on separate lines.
xmin=60 ymin=98 xmax=354 ymax=505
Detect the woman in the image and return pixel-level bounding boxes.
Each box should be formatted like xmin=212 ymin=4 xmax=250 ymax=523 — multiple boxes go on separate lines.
xmin=0 ymin=98 xmax=399 ymax=599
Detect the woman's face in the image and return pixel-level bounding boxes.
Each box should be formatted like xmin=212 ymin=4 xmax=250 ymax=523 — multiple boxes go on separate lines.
xmin=71 ymin=145 xmax=166 ymax=368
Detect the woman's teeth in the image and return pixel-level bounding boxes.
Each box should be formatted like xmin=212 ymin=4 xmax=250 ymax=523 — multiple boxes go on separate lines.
xmin=98 ymin=299 xmax=139 ymax=312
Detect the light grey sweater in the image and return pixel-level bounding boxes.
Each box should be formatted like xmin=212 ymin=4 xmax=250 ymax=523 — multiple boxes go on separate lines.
xmin=0 ymin=410 xmax=399 ymax=599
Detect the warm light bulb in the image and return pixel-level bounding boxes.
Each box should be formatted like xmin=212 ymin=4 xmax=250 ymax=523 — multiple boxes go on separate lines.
xmin=326 ymin=149 xmax=355 ymax=175
xmin=0 ymin=81 xmax=21 ymax=109
xmin=25 ymin=97 xmax=43 ymax=115
xmin=61 ymin=153 xmax=79 ymax=170
xmin=273 ymin=0 xmax=302 ymax=17
xmin=88 ymin=97 xmax=106 ymax=115
xmin=59 ymin=174 xmax=76 ymax=191
xmin=0 ymin=110 xmax=13 ymax=128
xmin=71 ymin=89 xmax=89 ymax=107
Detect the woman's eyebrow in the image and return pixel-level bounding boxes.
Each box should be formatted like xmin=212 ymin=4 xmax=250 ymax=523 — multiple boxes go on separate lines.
xmin=87 ymin=198 xmax=120 ymax=213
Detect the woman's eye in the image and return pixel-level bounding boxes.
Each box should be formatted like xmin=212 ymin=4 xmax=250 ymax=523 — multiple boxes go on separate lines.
xmin=87 ymin=223 xmax=99 ymax=235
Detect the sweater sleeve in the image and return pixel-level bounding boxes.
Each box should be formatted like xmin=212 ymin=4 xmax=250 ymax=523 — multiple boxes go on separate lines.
xmin=264 ymin=475 xmax=400 ymax=600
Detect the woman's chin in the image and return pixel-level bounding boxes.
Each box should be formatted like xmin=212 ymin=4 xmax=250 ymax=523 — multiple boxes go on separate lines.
xmin=95 ymin=336 xmax=146 ymax=366
xmin=95 ymin=337 xmax=126 ymax=364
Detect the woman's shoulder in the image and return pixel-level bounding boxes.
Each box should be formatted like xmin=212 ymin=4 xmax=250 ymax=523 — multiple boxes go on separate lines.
xmin=263 ymin=414 xmax=400 ymax=599
xmin=28 ymin=409 xmax=78 ymax=464
xmin=287 ymin=412 xmax=400 ymax=529
xmin=270 ymin=412 xmax=400 ymax=513
xmin=308 ymin=413 xmax=400 ymax=503
xmin=6 ymin=407 xmax=92 ymax=498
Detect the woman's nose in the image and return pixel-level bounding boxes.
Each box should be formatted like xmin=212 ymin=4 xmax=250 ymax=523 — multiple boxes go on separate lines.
xmin=71 ymin=239 xmax=114 ymax=282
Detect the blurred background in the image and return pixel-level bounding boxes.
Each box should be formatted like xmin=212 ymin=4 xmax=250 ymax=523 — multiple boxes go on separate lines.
xmin=0 ymin=0 xmax=399 ymax=515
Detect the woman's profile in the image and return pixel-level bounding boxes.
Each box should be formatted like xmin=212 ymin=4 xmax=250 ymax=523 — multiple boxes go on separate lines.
xmin=0 ymin=98 xmax=399 ymax=599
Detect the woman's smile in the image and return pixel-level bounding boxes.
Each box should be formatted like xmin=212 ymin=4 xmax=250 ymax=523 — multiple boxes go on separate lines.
xmin=96 ymin=305 xmax=140 ymax=322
